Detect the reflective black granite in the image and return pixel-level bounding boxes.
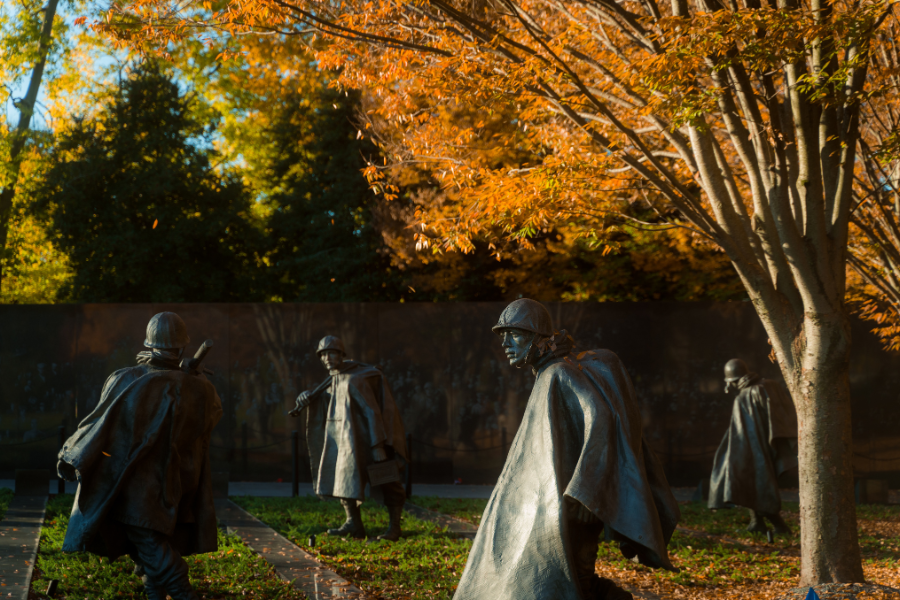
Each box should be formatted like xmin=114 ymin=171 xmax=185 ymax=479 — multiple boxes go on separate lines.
xmin=1 ymin=303 xmax=898 ymax=485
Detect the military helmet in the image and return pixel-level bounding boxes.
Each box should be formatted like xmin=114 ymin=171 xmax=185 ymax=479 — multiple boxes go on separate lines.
xmin=492 ymin=298 xmax=553 ymax=337
xmin=724 ymin=358 xmax=749 ymax=382
xmin=316 ymin=335 xmax=346 ymax=356
xmin=144 ymin=312 xmax=190 ymax=349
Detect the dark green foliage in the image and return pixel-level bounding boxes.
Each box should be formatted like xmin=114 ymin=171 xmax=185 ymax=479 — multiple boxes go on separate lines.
xmin=31 ymin=63 xmax=264 ymax=302
xmin=260 ymin=89 xmax=400 ymax=301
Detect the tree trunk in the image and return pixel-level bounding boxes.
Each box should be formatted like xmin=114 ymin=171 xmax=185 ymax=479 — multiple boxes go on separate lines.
xmin=791 ymin=311 xmax=864 ymax=584
xmin=0 ymin=0 xmax=60 ymax=294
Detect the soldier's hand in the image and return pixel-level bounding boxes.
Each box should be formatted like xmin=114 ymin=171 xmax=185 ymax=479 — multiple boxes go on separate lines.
xmin=372 ymin=444 xmax=388 ymax=463
xmin=290 ymin=391 xmax=311 ymax=417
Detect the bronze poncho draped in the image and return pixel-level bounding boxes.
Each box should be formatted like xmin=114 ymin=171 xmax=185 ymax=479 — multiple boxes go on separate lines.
xmin=305 ymin=360 xmax=407 ymax=501
xmin=453 ymin=349 xmax=680 ymax=600
xmin=58 ymin=360 xmax=222 ymax=560
xmin=708 ymin=376 xmax=798 ymax=515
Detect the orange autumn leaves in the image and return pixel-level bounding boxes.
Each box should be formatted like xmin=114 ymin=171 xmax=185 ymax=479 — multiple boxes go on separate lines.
xmin=91 ymin=0 xmax=900 ymax=335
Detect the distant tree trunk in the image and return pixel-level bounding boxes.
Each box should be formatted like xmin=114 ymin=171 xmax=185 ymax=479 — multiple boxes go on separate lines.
xmin=0 ymin=0 xmax=60 ymax=294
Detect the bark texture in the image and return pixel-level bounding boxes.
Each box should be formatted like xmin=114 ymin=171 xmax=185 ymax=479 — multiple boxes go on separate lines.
xmin=792 ymin=314 xmax=864 ymax=583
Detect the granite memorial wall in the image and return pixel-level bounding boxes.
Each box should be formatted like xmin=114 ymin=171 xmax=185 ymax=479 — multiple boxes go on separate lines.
xmin=1 ymin=302 xmax=898 ymax=486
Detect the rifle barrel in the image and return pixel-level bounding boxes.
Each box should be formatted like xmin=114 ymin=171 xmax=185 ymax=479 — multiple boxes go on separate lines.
xmin=194 ymin=339 xmax=214 ymax=362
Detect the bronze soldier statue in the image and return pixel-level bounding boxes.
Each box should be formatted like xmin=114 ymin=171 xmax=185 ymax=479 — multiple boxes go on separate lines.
xmin=57 ymin=312 xmax=222 ymax=600
xmin=290 ymin=336 xmax=408 ymax=541
xmin=708 ymin=358 xmax=798 ymax=534
xmin=453 ymin=299 xmax=680 ymax=600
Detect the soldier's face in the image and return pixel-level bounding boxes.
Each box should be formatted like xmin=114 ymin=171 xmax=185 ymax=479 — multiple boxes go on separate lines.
xmin=320 ymin=350 xmax=344 ymax=371
xmin=498 ymin=328 xmax=535 ymax=367
xmin=724 ymin=379 xmax=739 ymax=394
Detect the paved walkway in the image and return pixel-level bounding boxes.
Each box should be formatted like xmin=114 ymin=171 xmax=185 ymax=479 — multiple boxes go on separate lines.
xmin=0 ymin=496 xmax=46 ymax=600
xmin=215 ymin=499 xmax=366 ymax=600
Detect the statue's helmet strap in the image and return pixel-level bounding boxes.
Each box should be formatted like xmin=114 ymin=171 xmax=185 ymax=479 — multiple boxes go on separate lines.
xmin=317 ymin=335 xmax=346 ymax=356
xmin=492 ymin=298 xmax=554 ymax=337
xmin=144 ymin=312 xmax=190 ymax=349
xmin=724 ymin=358 xmax=749 ymax=381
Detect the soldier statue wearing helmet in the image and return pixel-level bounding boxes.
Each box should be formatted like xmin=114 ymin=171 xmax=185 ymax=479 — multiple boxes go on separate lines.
xmin=57 ymin=312 xmax=222 ymax=600
xmin=453 ymin=299 xmax=680 ymax=600
xmin=708 ymin=358 xmax=798 ymax=535
xmin=290 ymin=335 xmax=408 ymax=542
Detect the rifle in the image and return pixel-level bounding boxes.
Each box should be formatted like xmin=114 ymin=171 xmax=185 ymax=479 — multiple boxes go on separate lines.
xmin=181 ymin=339 xmax=214 ymax=375
xmin=290 ymin=374 xmax=333 ymax=415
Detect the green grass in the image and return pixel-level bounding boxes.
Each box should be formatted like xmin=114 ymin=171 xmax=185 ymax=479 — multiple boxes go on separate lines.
xmin=407 ymin=496 xmax=488 ymax=526
xmin=233 ymin=495 xmax=473 ymax=600
xmin=30 ymin=494 xmax=308 ymax=600
xmin=0 ymin=487 xmax=13 ymax=521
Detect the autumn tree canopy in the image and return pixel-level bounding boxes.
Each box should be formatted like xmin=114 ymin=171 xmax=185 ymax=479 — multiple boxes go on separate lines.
xmin=98 ymin=0 xmax=900 ymax=585
xmin=846 ymin=11 xmax=900 ymax=351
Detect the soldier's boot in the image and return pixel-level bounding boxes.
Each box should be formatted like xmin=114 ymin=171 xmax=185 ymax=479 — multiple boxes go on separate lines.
xmin=592 ymin=576 xmax=634 ymax=600
xmin=327 ymin=500 xmax=366 ymax=539
xmin=765 ymin=512 xmax=792 ymax=535
xmin=746 ymin=509 xmax=768 ymax=534
xmin=140 ymin=575 xmax=167 ymax=600
xmin=376 ymin=505 xmax=403 ymax=542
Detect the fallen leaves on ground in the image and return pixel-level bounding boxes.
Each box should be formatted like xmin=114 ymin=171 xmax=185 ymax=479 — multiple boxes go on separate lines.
xmin=435 ymin=498 xmax=900 ymax=600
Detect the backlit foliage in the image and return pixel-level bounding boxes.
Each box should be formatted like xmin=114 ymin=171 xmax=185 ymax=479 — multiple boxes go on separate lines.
xmin=847 ymin=10 xmax=900 ymax=351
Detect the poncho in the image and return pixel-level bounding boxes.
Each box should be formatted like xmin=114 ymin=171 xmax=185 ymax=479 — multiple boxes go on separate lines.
xmin=305 ymin=360 xmax=407 ymax=501
xmin=453 ymin=349 xmax=680 ymax=600
xmin=58 ymin=359 xmax=222 ymax=560
xmin=708 ymin=376 xmax=798 ymax=515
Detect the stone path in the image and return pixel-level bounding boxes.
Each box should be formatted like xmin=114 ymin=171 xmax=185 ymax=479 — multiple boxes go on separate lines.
xmin=0 ymin=496 xmax=47 ymax=600
xmin=215 ymin=499 xmax=367 ymax=600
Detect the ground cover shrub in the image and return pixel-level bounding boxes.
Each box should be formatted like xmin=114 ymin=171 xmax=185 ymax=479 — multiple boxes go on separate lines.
xmin=233 ymin=495 xmax=472 ymax=600
xmin=0 ymin=487 xmax=13 ymax=520
xmin=29 ymin=494 xmax=308 ymax=600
